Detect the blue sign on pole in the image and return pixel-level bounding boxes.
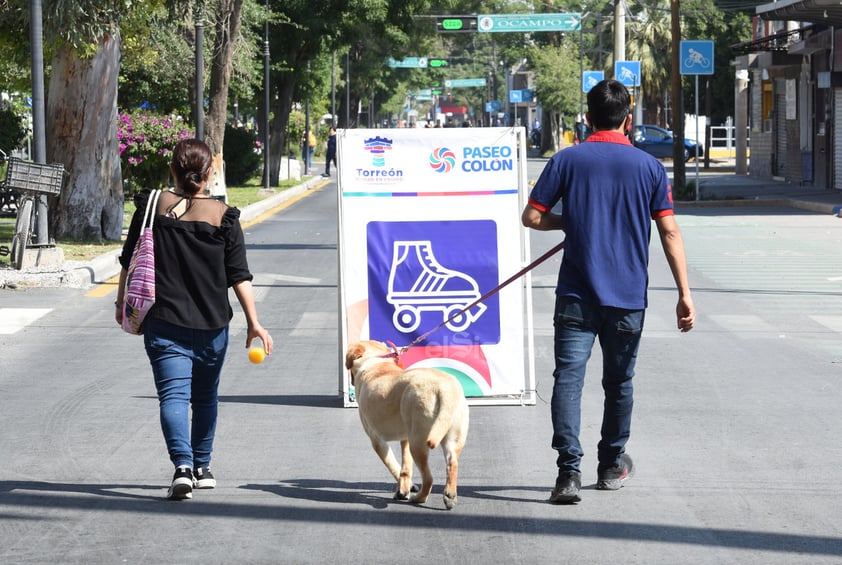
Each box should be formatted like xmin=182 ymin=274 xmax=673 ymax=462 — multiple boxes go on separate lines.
xmin=614 ymin=61 xmax=641 ymax=88
xmin=680 ymin=40 xmax=714 ymax=75
xmin=509 ymin=90 xmax=523 ymax=103
xmin=582 ymin=71 xmax=604 ymax=93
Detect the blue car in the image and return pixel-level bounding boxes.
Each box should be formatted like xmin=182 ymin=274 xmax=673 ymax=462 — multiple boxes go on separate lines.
xmin=633 ymin=125 xmax=703 ymax=162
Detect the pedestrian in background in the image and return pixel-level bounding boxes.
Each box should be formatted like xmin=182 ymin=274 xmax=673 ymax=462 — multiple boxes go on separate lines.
xmin=521 ymin=79 xmax=695 ymax=504
xmin=322 ymin=126 xmax=337 ymax=178
xmin=301 ymin=128 xmax=316 ymax=172
xmin=115 ymin=138 xmax=273 ymax=501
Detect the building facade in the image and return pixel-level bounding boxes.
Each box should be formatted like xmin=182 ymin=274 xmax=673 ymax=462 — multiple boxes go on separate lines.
xmin=737 ymin=0 xmax=842 ymax=190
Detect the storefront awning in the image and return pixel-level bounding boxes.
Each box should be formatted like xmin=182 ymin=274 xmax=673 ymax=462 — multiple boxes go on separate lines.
xmin=757 ymin=0 xmax=842 ymax=27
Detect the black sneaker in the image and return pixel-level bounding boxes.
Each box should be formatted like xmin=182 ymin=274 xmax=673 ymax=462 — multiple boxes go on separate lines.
xmin=597 ymin=453 xmax=634 ymax=491
xmin=193 ymin=466 xmax=216 ymax=489
xmin=549 ymin=470 xmax=581 ymax=504
xmin=321 ymin=173 xmax=330 ymax=177
xmin=167 ymin=466 xmax=193 ymax=500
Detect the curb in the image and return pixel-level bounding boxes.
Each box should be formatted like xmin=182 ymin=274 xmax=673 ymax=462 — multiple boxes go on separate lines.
xmin=676 ymin=197 xmax=838 ymax=215
xmin=0 ymin=176 xmax=326 ymax=290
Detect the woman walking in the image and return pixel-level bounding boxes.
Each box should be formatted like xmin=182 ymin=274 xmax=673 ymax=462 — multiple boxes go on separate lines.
xmin=116 ymin=139 xmax=273 ymax=500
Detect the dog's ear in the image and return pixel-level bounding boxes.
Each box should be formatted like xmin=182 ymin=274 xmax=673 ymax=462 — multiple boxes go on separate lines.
xmin=344 ymin=343 xmax=366 ymax=370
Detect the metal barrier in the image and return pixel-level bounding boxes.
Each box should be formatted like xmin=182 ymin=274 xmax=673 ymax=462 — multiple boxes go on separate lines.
xmin=708 ymin=125 xmax=750 ymax=158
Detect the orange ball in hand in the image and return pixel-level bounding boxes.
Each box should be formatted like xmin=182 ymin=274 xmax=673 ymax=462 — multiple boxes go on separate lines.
xmin=248 ymin=346 xmax=266 ymax=364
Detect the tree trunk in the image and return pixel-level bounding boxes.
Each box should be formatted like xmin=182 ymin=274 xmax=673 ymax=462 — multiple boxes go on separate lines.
xmin=46 ymin=35 xmax=122 ymax=242
xmin=268 ymin=79 xmax=295 ymax=186
xmin=544 ymin=110 xmax=561 ymax=154
xmin=205 ymin=0 xmax=244 ymax=200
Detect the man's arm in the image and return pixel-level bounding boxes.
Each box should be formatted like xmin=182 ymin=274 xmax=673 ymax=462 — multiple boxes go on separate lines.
xmin=655 ymin=214 xmax=695 ymax=332
xmin=521 ymin=203 xmax=564 ymax=231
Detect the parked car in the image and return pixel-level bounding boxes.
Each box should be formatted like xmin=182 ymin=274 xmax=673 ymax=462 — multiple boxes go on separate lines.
xmin=633 ymin=124 xmax=703 ymax=162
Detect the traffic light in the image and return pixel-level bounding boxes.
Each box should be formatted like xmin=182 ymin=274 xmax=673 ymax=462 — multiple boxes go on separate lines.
xmin=429 ymin=59 xmax=448 ymax=68
xmin=435 ymin=16 xmax=478 ymax=33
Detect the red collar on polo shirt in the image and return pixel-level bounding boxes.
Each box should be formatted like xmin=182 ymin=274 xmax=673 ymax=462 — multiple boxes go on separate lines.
xmin=585 ymin=130 xmax=632 ymax=146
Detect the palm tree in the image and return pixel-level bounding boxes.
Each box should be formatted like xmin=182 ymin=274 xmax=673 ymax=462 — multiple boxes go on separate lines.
xmin=625 ymin=0 xmax=672 ymax=126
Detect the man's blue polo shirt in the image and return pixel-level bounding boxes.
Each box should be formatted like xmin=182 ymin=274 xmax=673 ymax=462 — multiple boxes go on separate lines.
xmin=527 ymin=131 xmax=674 ymax=309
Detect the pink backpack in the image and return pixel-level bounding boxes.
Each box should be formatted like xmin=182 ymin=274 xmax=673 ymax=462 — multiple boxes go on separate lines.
xmin=121 ymin=189 xmax=161 ymax=335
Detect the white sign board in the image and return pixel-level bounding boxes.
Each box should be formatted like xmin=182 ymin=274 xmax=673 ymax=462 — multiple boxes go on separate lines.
xmin=337 ymin=127 xmax=535 ymax=406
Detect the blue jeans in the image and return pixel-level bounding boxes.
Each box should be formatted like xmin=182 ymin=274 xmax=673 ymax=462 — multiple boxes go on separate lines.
xmin=551 ymin=296 xmax=644 ymax=474
xmin=144 ymin=318 xmax=229 ymax=469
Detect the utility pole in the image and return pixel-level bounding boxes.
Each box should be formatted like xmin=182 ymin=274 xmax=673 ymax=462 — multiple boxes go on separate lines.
xmin=614 ymin=0 xmax=625 ymax=64
xmin=670 ymin=0 xmax=685 ymax=192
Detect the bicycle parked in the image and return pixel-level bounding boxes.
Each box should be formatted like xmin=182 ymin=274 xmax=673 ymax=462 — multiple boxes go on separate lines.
xmin=0 ymin=150 xmax=65 ymax=270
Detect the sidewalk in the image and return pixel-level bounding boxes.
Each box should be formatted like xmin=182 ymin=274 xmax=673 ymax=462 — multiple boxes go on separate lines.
xmin=679 ymin=162 xmax=842 ymax=214
xmin=0 ymin=175 xmax=326 ymax=290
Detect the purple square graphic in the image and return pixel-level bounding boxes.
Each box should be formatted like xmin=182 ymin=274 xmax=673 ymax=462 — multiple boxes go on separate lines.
xmin=367 ymin=220 xmax=500 ymax=346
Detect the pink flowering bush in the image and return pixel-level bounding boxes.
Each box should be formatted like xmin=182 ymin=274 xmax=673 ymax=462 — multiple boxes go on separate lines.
xmin=117 ymin=111 xmax=194 ymax=193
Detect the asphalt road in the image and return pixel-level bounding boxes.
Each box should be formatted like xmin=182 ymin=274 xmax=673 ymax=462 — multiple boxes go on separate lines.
xmin=1 ymin=163 xmax=841 ymax=564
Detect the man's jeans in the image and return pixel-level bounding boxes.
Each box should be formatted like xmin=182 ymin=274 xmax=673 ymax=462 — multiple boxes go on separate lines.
xmin=144 ymin=318 xmax=229 ymax=469
xmin=551 ymin=296 xmax=644 ymax=474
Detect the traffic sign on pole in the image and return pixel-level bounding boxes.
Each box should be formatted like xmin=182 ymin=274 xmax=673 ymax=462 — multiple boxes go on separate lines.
xmin=478 ymin=13 xmax=581 ymax=33
xmin=582 ymin=71 xmax=604 ymax=93
xmin=614 ymin=61 xmax=641 ymax=88
xmin=680 ymin=40 xmax=714 ymax=75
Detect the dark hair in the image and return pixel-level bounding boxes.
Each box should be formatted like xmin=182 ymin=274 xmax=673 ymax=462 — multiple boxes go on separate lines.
xmin=171 ymin=138 xmax=212 ymax=195
xmin=586 ymin=79 xmax=631 ymax=131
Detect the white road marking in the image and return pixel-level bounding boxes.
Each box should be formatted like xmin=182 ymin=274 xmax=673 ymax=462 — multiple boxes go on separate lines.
xmin=0 ymin=308 xmax=53 ymax=335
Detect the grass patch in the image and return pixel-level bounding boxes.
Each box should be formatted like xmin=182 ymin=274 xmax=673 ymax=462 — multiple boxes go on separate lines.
xmin=0 ymin=176 xmax=312 ymax=266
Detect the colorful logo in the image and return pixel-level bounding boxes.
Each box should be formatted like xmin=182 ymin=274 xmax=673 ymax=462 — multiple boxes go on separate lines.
xmin=364 ymin=136 xmax=393 ymax=167
xmin=429 ymin=147 xmax=456 ymax=173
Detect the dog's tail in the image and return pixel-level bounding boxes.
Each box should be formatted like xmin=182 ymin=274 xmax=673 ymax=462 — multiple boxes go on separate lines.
xmin=425 ymin=386 xmax=461 ymax=449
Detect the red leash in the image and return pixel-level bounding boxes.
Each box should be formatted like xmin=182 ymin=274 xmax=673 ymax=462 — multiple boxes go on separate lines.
xmin=382 ymin=240 xmax=565 ymax=364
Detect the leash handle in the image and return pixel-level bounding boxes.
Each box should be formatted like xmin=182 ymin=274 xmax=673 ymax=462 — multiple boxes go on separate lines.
xmin=400 ymin=240 xmax=565 ymax=353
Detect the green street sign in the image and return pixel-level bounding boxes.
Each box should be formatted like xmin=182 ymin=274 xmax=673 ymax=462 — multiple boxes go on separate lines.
xmin=478 ymin=13 xmax=581 ymax=33
xmin=429 ymin=59 xmax=449 ymax=68
xmin=436 ymin=16 xmax=478 ymax=33
xmin=386 ymin=57 xmax=428 ymax=68
xmin=445 ymin=78 xmax=487 ymax=88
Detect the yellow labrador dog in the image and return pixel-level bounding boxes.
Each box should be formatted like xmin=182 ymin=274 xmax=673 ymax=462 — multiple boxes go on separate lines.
xmin=345 ymin=340 xmax=469 ymax=510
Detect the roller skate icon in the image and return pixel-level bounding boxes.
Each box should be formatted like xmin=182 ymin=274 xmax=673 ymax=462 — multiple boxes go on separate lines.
xmin=386 ymin=241 xmax=487 ymax=333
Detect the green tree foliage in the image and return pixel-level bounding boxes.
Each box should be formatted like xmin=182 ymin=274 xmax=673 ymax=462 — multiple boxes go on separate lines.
xmin=222 ymin=124 xmax=261 ymax=184
xmin=528 ymin=38 xmax=580 ymax=117
xmin=0 ymin=106 xmax=27 ymax=153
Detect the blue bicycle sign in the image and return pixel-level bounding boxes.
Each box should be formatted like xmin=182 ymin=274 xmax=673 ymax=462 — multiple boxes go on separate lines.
xmin=680 ymin=40 xmax=714 ymax=75
xmin=614 ymin=61 xmax=641 ymax=88
xmin=582 ymin=71 xmax=604 ymax=93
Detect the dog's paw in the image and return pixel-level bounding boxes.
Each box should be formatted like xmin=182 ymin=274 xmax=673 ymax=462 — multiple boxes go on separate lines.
xmin=410 ymin=484 xmax=420 ymax=493
xmin=393 ymin=490 xmax=411 ymax=501
xmin=409 ymin=494 xmax=429 ymax=505
xmin=443 ymin=492 xmax=457 ymax=510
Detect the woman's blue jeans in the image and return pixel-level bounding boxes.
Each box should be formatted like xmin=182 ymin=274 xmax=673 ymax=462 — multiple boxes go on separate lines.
xmin=551 ymin=296 xmax=644 ymax=474
xmin=144 ymin=318 xmax=229 ymax=469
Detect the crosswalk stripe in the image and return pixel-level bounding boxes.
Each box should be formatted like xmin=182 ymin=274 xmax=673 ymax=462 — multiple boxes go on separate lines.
xmin=0 ymin=308 xmax=53 ymax=334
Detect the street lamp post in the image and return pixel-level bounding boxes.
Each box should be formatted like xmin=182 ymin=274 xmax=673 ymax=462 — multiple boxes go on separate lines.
xmin=29 ymin=0 xmax=49 ymax=246
xmin=194 ymin=3 xmax=204 ymax=141
xmin=262 ymin=0 xmax=270 ymax=189
xmin=579 ymin=14 xmax=585 ymax=122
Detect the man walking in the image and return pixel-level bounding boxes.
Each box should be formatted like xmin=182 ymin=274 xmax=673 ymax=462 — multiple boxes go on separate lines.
xmin=521 ymin=79 xmax=695 ymax=504
xmin=322 ymin=126 xmax=337 ymax=177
